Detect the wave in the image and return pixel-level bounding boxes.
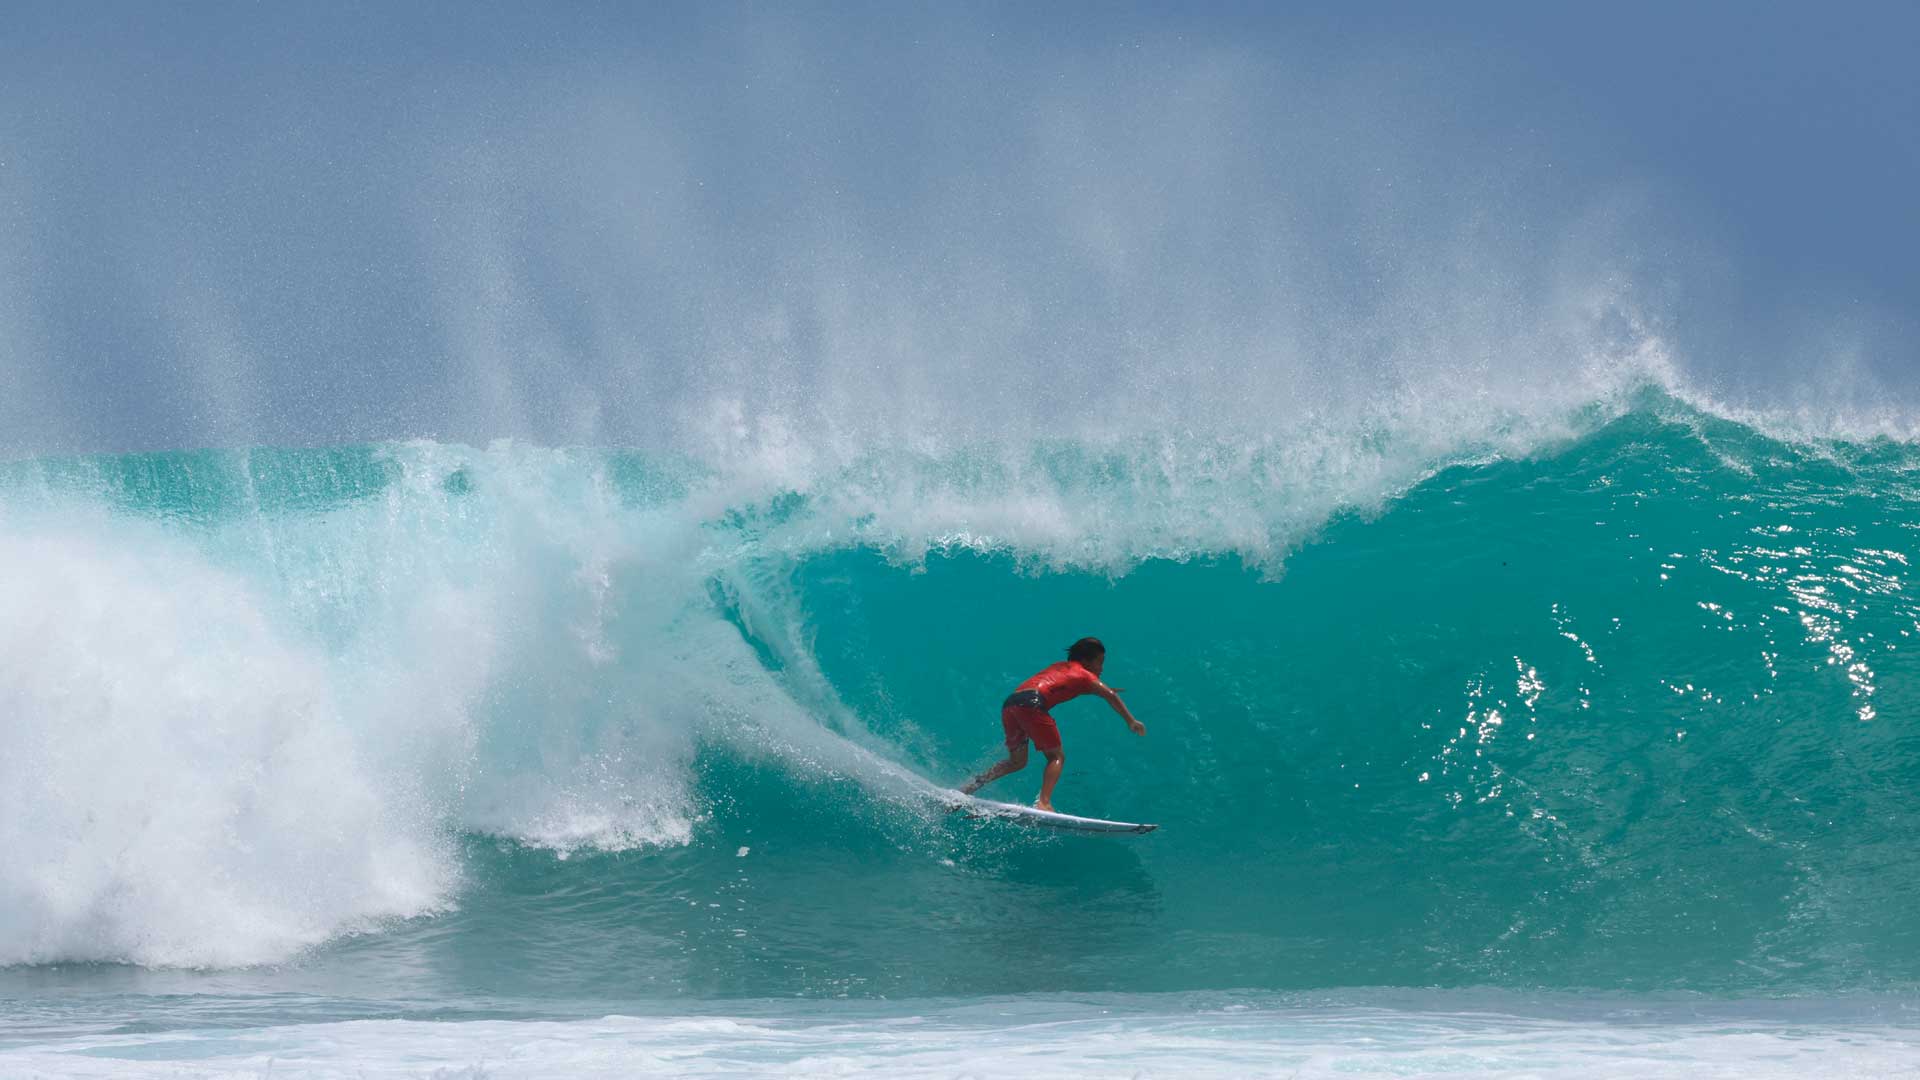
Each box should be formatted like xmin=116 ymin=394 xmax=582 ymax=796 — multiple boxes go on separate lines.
xmin=2 ymin=387 xmax=1919 ymax=994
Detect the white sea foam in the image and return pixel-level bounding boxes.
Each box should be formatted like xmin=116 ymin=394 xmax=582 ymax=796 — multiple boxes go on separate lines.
xmin=0 ymin=519 xmax=451 ymax=968
xmin=0 ymin=441 xmax=944 ymax=967
xmin=0 ymin=447 xmax=687 ymax=964
xmin=3 ymin=998 xmax=1915 ymax=1078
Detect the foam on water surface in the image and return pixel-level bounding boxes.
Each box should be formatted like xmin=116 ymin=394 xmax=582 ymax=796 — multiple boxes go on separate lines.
xmin=5 ymin=995 xmax=1918 ymax=1078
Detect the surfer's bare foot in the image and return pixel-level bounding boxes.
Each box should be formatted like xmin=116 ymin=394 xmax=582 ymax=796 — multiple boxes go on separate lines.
xmin=1034 ymin=799 xmax=1055 ymax=813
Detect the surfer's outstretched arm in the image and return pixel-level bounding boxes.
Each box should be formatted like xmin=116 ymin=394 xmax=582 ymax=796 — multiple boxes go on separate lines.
xmin=1096 ymin=682 xmax=1146 ymax=735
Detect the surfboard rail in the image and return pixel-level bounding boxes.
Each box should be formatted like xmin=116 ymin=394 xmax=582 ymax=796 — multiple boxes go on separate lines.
xmin=942 ymin=790 xmax=1158 ymax=834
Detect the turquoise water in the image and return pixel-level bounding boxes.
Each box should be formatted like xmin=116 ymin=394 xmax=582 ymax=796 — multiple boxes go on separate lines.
xmin=4 ymin=391 xmax=1920 ymax=1072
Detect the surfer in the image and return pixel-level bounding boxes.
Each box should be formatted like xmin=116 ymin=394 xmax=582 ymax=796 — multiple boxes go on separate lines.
xmin=961 ymin=637 xmax=1146 ymax=812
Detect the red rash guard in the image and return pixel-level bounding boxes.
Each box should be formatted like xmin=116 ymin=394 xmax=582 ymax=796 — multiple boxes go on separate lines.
xmin=1017 ymin=661 xmax=1102 ymax=709
xmin=1001 ymin=660 xmax=1101 ymax=753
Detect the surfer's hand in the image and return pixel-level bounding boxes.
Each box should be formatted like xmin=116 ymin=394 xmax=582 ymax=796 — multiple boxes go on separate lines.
xmin=1128 ymin=718 xmax=1146 ymax=736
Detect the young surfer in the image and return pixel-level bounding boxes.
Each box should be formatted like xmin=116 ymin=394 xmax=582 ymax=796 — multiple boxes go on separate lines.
xmin=961 ymin=637 xmax=1146 ymax=812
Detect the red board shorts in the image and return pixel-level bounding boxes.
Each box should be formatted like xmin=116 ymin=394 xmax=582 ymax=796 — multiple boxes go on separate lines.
xmin=1001 ymin=704 xmax=1062 ymax=753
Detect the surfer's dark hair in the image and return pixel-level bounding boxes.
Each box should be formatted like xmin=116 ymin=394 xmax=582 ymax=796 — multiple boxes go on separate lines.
xmin=1066 ymin=637 xmax=1105 ymax=663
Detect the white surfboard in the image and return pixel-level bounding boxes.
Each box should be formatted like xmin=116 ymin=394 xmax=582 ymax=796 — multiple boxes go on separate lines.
xmin=943 ymin=790 xmax=1157 ymax=834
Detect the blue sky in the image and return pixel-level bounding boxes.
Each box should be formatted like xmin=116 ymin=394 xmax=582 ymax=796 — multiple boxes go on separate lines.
xmin=1 ymin=2 xmax=1914 ymax=452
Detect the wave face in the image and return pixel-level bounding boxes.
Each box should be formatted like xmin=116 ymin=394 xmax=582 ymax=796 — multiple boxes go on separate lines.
xmin=3 ymin=392 xmax=1919 ymax=997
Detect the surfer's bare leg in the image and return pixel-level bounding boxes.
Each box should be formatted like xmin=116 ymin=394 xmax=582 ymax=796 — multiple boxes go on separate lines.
xmin=1034 ymin=747 xmax=1064 ymax=812
xmin=962 ymin=743 xmax=1028 ymax=794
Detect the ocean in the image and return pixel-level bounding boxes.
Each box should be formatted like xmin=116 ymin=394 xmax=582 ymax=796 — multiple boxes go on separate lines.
xmin=4 ymin=386 xmax=1920 ymax=1075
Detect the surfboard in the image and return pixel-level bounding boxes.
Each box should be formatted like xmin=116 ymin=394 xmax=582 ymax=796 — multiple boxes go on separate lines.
xmin=943 ymin=790 xmax=1157 ymax=834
